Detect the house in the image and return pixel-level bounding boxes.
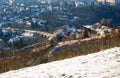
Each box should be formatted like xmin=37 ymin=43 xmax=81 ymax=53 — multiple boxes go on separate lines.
xmin=25 ymin=21 xmax=31 ymax=26
xmin=32 ymin=18 xmax=38 ymax=23
xmin=60 ymin=1 xmax=68 ymax=8
xmin=41 ymin=8 xmax=46 ymax=12
xmin=47 ymin=5 xmax=53 ymax=11
xmin=15 ymin=19 xmax=24 ymax=24
xmin=63 ymin=25 xmax=76 ymax=35
xmin=96 ymin=28 xmax=105 ymax=35
xmin=38 ymin=19 xmax=47 ymax=26
xmin=2 ymin=29 xmax=11 ymax=37
xmin=8 ymin=37 xmax=21 ymax=48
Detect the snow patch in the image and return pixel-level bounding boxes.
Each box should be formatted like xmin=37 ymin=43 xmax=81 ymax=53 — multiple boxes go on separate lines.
xmin=0 ymin=47 xmax=120 ymax=78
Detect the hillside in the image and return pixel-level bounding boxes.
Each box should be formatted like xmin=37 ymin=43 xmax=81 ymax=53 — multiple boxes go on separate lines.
xmin=0 ymin=47 xmax=120 ymax=78
xmin=0 ymin=30 xmax=120 ymax=73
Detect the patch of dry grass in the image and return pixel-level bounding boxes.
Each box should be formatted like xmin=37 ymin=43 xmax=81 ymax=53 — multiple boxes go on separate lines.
xmin=0 ymin=31 xmax=120 ymax=73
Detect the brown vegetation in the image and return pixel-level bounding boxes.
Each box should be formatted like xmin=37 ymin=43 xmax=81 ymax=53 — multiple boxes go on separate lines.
xmin=49 ymin=31 xmax=120 ymax=61
xmin=0 ymin=30 xmax=120 ymax=73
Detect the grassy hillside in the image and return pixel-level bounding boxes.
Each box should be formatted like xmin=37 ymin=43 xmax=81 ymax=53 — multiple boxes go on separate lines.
xmin=0 ymin=29 xmax=120 ymax=73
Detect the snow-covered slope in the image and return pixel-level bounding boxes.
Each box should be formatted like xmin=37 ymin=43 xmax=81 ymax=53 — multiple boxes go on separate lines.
xmin=0 ymin=47 xmax=120 ymax=78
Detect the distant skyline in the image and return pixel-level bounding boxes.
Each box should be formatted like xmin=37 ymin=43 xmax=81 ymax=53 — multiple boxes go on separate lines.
xmin=0 ymin=0 xmax=120 ymax=5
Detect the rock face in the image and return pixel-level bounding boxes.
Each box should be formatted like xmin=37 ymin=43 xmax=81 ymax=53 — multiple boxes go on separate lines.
xmin=0 ymin=47 xmax=120 ymax=78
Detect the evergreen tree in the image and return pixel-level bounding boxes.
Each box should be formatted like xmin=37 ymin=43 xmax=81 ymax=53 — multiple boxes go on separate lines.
xmin=83 ymin=29 xmax=89 ymax=38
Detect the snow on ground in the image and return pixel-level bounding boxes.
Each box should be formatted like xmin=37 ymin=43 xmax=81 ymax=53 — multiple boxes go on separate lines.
xmin=0 ymin=47 xmax=120 ymax=78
